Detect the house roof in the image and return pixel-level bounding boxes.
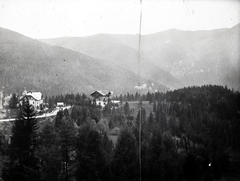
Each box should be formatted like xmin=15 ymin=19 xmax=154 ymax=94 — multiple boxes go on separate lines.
xmin=20 ymin=92 xmax=42 ymax=101
xmin=90 ymin=90 xmax=112 ymax=98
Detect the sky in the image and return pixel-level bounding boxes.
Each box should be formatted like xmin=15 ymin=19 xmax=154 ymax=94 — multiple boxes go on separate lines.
xmin=0 ymin=0 xmax=239 ymax=39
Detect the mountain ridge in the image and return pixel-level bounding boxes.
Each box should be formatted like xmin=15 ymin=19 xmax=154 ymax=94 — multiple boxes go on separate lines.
xmin=40 ymin=24 xmax=240 ymax=90
xmin=0 ymin=27 xmax=169 ymax=96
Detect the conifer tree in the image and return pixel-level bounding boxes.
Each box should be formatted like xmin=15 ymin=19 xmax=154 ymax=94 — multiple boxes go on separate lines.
xmin=9 ymin=93 xmax=18 ymax=109
xmin=123 ymin=101 xmax=130 ymax=116
xmin=57 ymin=117 xmax=77 ymax=181
xmin=111 ymin=128 xmax=139 ymax=181
xmin=136 ymin=108 xmax=146 ymax=127
xmin=75 ymin=123 xmax=110 ymax=181
xmin=37 ymin=124 xmax=62 ymax=181
xmin=148 ymin=112 xmax=154 ymax=125
xmin=2 ymin=98 xmax=40 ymax=181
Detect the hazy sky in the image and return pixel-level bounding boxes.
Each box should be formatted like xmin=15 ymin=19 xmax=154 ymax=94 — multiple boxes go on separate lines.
xmin=0 ymin=0 xmax=239 ymax=39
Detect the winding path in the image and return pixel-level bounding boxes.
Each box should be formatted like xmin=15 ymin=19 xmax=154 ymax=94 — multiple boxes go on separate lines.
xmin=0 ymin=105 xmax=71 ymax=122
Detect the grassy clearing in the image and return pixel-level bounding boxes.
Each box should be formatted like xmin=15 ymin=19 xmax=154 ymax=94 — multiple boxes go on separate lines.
xmin=127 ymin=101 xmax=153 ymax=118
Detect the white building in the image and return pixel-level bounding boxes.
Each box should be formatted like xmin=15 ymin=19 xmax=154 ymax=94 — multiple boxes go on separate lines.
xmin=57 ymin=102 xmax=64 ymax=107
xmin=20 ymin=90 xmax=43 ymax=110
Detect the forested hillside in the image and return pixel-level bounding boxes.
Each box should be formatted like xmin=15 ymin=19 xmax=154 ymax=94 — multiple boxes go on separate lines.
xmin=0 ymin=27 xmax=168 ymax=96
xmin=40 ymin=34 xmax=181 ymax=89
xmin=1 ymin=85 xmax=239 ymax=180
xmin=41 ymin=24 xmax=240 ymax=91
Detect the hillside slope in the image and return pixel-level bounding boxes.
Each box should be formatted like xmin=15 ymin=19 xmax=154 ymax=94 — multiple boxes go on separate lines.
xmin=41 ymin=24 xmax=240 ymax=90
xmin=0 ymin=27 xmax=168 ymax=96
xmin=141 ymin=25 xmax=240 ymax=89
xmin=41 ymin=35 xmax=182 ymax=89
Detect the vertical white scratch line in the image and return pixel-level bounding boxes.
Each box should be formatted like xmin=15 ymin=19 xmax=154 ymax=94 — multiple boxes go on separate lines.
xmin=138 ymin=0 xmax=142 ymax=181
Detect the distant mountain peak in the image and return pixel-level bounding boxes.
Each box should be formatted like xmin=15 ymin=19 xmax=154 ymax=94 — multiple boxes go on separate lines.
xmin=39 ymin=24 xmax=240 ymax=91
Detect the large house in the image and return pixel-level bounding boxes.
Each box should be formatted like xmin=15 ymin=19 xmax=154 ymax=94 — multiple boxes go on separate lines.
xmin=19 ymin=89 xmax=43 ymax=110
xmin=90 ymin=90 xmax=112 ymax=107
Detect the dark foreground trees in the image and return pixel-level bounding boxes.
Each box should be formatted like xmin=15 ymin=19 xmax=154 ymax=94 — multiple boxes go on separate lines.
xmin=2 ymin=99 xmax=40 ymax=181
xmin=1 ymin=85 xmax=239 ymax=181
xmin=37 ymin=124 xmax=61 ymax=181
xmin=111 ymin=128 xmax=139 ymax=181
xmin=75 ymin=123 xmax=112 ymax=181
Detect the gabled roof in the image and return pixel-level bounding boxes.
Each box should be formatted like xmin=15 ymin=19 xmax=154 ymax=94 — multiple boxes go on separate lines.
xmin=90 ymin=90 xmax=112 ymax=98
xmin=20 ymin=92 xmax=42 ymax=101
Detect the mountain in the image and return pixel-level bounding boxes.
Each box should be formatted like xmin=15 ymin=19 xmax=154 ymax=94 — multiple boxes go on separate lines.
xmin=141 ymin=25 xmax=240 ymax=89
xmin=40 ymin=34 xmax=181 ymax=89
xmin=0 ymin=27 xmax=168 ymax=96
xmin=41 ymin=24 xmax=240 ymax=90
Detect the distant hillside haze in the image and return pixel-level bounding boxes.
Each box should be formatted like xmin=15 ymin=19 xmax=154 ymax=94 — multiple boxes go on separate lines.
xmin=40 ymin=34 xmax=181 ymax=89
xmin=0 ymin=27 xmax=168 ymax=96
xmin=1 ymin=24 xmax=239 ymax=96
xmin=41 ymin=23 xmax=240 ymax=91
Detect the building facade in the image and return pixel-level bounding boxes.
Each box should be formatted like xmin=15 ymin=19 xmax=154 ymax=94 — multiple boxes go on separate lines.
xmin=90 ymin=90 xmax=112 ymax=107
xmin=20 ymin=90 xmax=43 ymax=110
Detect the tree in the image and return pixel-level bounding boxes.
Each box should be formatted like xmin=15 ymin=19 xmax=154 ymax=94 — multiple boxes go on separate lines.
xmin=55 ymin=110 xmax=64 ymax=128
xmin=0 ymin=132 xmax=8 ymax=177
xmin=148 ymin=112 xmax=154 ymax=125
xmin=2 ymin=98 xmax=40 ymax=181
xmin=75 ymin=123 xmax=110 ymax=181
xmin=119 ymin=94 xmax=123 ymax=103
xmin=146 ymin=91 xmax=153 ymax=103
xmin=136 ymin=108 xmax=146 ymax=127
xmin=90 ymin=107 xmax=101 ymax=123
xmin=9 ymin=93 xmax=18 ymax=109
xmin=37 ymin=124 xmax=62 ymax=181
xmin=111 ymin=128 xmax=139 ymax=181
xmin=70 ymin=106 xmax=78 ymax=121
xmin=57 ymin=117 xmax=78 ymax=181
xmin=145 ymin=128 xmax=164 ymax=181
xmin=145 ymin=130 xmax=178 ymax=181
xmin=103 ymin=103 xmax=111 ymax=117
xmin=123 ymin=102 xmax=130 ymax=116
xmin=0 ymin=132 xmax=6 ymax=155
xmin=153 ymin=101 xmax=157 ymax=113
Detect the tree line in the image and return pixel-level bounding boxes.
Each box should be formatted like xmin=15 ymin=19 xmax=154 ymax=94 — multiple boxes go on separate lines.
xmin=1 ymin=85 xmax=239 ymax=180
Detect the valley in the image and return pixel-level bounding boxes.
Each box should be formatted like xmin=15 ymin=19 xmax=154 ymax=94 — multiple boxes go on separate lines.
xmin=1 ymin=24 xmax=239 ymax=97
